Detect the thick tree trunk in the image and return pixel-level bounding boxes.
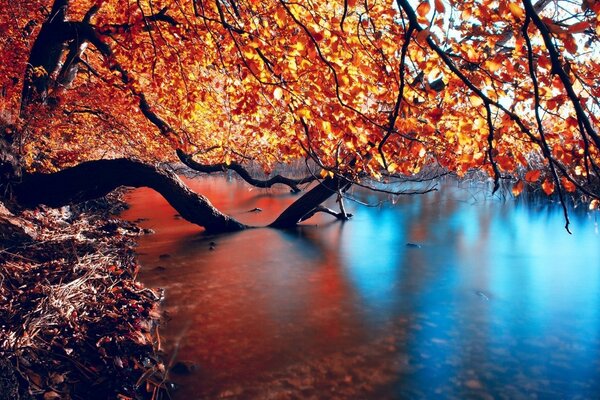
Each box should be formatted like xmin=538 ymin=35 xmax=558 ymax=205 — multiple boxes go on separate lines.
xmin=13 ymin=158 xmax=247 ymax=233
xmin=21 ymin=0 xmax=71 ymax=111
xmin=0 ymin=130 xmax=19 ymax=189
xmin=269 ymin=176 xmax=351 ymax=228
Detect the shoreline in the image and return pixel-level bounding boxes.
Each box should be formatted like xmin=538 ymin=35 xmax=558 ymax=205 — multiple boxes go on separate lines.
xmin=0 ymin=192 xmax=169 ymax=400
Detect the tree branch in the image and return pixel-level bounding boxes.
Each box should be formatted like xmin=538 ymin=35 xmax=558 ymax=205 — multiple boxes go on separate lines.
xmin=14 ymin=158 xmax=247 ymax=233
xmin=269 ymin=175 xmax=351 ymax=228
xmin=176 ymin=149 xmax=316 ymax=193
xmin=299 ymin=205 xmax=352 ymax=222
xmin=522 ymin=0 xmax=600 ymax=149
xmin=522 ymin=15 xmax=572 ymax=232
xmin=97 ymin=6 xmax=178 ymax=35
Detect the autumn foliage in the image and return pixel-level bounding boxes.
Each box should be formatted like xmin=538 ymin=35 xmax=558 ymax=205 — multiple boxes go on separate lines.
xmin=1 ymin=0 xmax=600 ymax=215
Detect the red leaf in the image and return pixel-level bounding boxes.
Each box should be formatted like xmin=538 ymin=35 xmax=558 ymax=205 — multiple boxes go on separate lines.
xmin=566 ymin=21 xmax=591 ymax=33
xmin=542 ymin=178 xmax=555 ymax=195
xmin=512 ymin=180 xmax=524 ymax=197
xmin=525 ymin=170 xmax=541 ymax=183
xmin=434 ymin=0 xmax=445 ymax=13
xmin=416 ymin=1 xmax=431 ymax=18
xmin=561 ymin=177 xmax=576 ymax=192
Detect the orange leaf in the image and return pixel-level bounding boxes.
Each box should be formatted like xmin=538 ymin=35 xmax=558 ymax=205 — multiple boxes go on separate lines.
xmin=415 ymin=28 xmax=431 ymax=44
xmin=508 ymin=4 xmax=525 ymax=20
xmin=461 ymin=7 xmax=472 ymax=20
xmin=434 ymin=0 xmax=445 ymax=13
xmin=512 ymin=180 xmax=524 ymax=197
xmin=542 ymin=178 xmax=555 ymax=195
xmin=563 ymin=35 xmax=578 ymax=54
xmin=525 ymin=169 xmax=541 ymax=183
xmin=561 ymin=176 xmax=576 ymax=192
xmin=470 ymin=94 xmax=484 ymax=107
xmin=486 ymin=59 xmax=502 ymax=73
xmin=496 ymin=155 xmax=515 ymax=171
xmin=416 ymin=1 xmax=431 ymax=18
xmin=542 ymin=17 xmax=566 ymax=34
xmin=566 ymin=21 xmax=591 ymax=33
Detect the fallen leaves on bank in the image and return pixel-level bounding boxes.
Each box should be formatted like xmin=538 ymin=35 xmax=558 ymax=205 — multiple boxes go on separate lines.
xmin=0 ymin=200 xmax=168 ymax=400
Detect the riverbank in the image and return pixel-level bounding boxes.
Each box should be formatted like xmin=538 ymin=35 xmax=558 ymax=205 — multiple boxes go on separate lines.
xmin=0 ymin=193 xmax=168 ymax=400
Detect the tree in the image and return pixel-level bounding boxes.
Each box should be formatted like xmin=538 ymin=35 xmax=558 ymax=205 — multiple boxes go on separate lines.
xmin=1 ymin=0 xmax=599 ymax=232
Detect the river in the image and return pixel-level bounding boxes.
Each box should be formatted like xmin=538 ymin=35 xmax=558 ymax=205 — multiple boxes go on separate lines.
xmin=121 ymin=175 xmax=600 ymax=399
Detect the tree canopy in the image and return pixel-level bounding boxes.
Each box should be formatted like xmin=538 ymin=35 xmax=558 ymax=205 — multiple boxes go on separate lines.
xmin=1 ymin=0 xmax=600 ymax=230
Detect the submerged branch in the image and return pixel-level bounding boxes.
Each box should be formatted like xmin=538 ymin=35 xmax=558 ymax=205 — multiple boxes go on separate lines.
xmin=299 ymin=205 xmax=352 ymax=222
xmin=269 ymin=175 xmax=352 ymax=228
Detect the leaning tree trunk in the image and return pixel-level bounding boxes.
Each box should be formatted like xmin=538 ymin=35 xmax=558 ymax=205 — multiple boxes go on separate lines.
xmin=269 ymin=175 xmax=351 ymax=228
xmin=13 ymin=158 xmax=247 ymax=233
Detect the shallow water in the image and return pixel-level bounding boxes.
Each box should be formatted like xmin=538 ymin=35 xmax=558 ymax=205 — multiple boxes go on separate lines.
xmin=122 ymin=176 xmax=600 ymax=399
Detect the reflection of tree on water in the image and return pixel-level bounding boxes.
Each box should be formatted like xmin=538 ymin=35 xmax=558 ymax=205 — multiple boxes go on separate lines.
xmin=123 ymin=177 xmax=600 ymax=399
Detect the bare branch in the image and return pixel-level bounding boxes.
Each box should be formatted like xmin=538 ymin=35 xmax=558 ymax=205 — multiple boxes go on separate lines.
xmin=299 ymin=205 xmax=352 ymax=222
xmin=522 ymin=0 xmax=600 ymax=150
xmin=176 ymin=149 xmax=317 ymax=193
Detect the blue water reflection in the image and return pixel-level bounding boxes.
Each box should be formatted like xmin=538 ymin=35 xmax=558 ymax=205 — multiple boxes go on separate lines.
xmin=340 ymin=185 xmax=599 ymax=398
xmin=340 ymin=207 xmax=408 ymax=324
xmin=123 ymin=177 xmax=600 ymax=399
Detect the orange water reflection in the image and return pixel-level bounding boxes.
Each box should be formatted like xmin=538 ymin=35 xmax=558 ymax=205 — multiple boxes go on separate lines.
xmin=122 ymin=176 xmax=600 ymax=399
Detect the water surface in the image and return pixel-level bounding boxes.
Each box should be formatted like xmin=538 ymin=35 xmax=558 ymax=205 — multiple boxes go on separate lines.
xmin=122 ymin=176 xmax=600 ymax=399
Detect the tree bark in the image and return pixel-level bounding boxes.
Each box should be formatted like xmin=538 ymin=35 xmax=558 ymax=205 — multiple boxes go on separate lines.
xmin=13 ymin=158 xmax=247 ymax=233
xmin=269 ymin=175 xmax=351 ymax=228
xmin=21 ymin=0 xmax=71 ymax=111
xmin=7 ymin=156 xmax=353 ymax=232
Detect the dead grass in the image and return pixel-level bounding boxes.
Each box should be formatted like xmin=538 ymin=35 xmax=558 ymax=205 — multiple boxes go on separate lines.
xmin=0 ymin=202 xmax=168 ymax=400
